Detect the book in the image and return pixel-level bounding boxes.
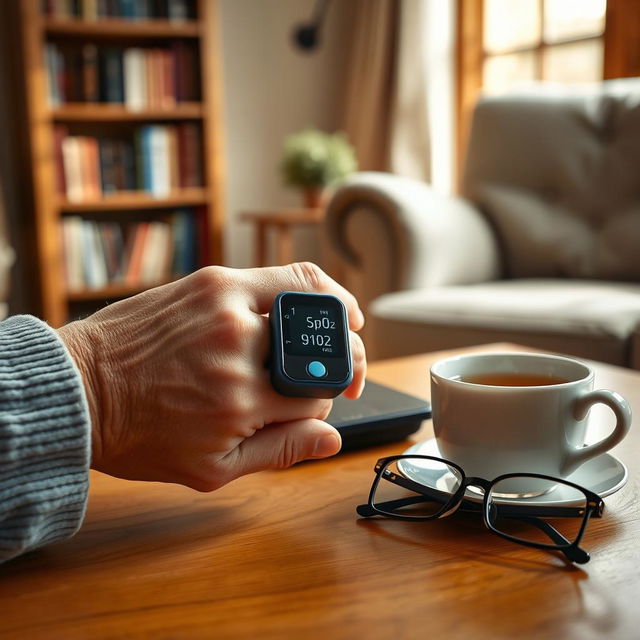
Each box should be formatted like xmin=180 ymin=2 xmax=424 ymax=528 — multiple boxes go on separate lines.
xmin=90 ymin=221 xmax=109 ymax=288
xmin=61 ymin=216 xmax=84 ymax=290
xmin=99 ymin=222 xmax=124 ymax=282
xmin=139 ymin=221 xmax=173 ymax=283
xmin=167 ymin=125 xmax=179 ymax=190
xmin=124 ymin=222 xmax=151 ymax=285
xmin=120 ymin=140 xmax=137 ymax=191
xmin=177 ymin=122 xmax=201 ymax=188
xmin=53 ymin=126 xmax=68 ymax=195
xmin=172 ymin=41 xmax=199 ymax=101
xmin=171 ymin=208 xmax=197 ymax=275
xmin=81 ymin=44 xmax=99 ymax=102
xmin=100 ymin=48 xmax=124 ymax=103
xmin=136 ymin=126 xmax=153 ymax=193
xmin=61 ymin=136 xmax=83 ymax=202
xmin=81 ymin=221 xmax=108 ymax=289
xmin=120 ymin=0 xmax=136 ymax=19
xmin=123 ymin=48 xmax=146 ymax=111
xmin=159 ymin=49 xmax=176 ymax=109
xmin=45 ymin=43 xmax=62 ymax=105
xmin=148 ymin=126 xmax=171 ymax=198
xmin=98 ymin=138 xmax=117 ymax=194
xmin=168 ymin=0 xmax=189 ymax=22
xmin=81 ymin=0 xmax=99 ymax=20
xmin=84 ymin=137 xmax=102 ymax=199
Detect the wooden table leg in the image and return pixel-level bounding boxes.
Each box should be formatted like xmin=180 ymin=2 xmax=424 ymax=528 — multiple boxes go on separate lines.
xmin=275 ymin=223 xmax=293 ymax=265
xmin=256 ymin=221 xmax=268 ymax=267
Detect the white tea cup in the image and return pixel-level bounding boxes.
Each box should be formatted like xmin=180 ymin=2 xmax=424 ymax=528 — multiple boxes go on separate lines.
xmin=430 ymin=353 xmax=631 ymax=490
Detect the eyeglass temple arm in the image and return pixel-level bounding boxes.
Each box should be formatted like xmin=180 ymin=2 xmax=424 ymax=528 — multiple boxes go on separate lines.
xmin=500 ymin=514 xmax=590 ymax=564
xmin=356 ymin=495 xmax=433 ymax=517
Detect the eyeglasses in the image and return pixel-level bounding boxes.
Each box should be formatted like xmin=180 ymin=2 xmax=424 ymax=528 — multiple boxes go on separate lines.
xmin=357 ymin=455 xmax=605 ymax=564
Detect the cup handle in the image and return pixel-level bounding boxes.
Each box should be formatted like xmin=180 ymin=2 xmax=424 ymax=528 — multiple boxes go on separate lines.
xmin=566 ymin=390 xmax=632 ymax=473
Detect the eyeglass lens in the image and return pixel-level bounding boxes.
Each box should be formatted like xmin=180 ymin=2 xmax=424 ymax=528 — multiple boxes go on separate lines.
xmin=487 ymin=477 xmax=588 ymax=547
xmin=373 ymin=457 xmax=463 ymax=518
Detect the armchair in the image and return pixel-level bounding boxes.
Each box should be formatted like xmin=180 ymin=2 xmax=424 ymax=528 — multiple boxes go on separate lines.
xmin=326 ymin=79 xmax=640 ymax=367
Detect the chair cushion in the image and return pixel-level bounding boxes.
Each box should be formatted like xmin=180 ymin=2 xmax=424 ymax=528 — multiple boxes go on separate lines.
xmin=463 ymin=80 xmax=640 ymax=281
xmin=479 ymin=185 xmax=640 ymax=280
xmin=370 ymin=280 xmax=640 ymax=340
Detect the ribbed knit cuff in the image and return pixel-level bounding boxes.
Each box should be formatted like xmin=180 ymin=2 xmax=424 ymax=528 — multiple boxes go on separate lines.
xmin=0 ymin=315 xmax=91 ymax=563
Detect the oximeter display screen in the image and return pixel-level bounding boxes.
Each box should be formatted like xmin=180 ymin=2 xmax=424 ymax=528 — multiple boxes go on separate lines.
xmin=281 ymin=297 xmax=345 ymax=358
xmin=271 ymin=291 xmax=352 ymax=396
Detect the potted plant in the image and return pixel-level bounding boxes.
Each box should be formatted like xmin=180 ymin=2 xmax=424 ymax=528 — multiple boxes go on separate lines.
xmin=281 ymin=129 xmax=358 ymax=208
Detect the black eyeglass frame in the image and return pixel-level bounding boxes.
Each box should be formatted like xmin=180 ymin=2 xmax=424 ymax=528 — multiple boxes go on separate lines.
xmin=358 ymin=454 xmax=605 ymax=564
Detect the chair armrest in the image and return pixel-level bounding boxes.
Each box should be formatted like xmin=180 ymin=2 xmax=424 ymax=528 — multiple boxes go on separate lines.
xmin=326 ymin=172 xmax=501 ymax=302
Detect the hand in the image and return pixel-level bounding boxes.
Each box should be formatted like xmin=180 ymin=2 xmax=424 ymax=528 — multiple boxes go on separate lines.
xmin=58 ymin=263 xmax=366 ymax=491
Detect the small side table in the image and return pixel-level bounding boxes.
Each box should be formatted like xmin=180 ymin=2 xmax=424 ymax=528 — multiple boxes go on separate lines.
xmin=240 ymin=207 xmax=326 ymax=267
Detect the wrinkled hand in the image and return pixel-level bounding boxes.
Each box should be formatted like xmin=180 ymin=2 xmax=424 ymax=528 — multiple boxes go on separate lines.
xmin=58 ymin=263 xmax=366 ymax=491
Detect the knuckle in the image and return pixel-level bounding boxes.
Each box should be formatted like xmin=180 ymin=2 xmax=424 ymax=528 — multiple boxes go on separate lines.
xmin=212 ymin=307 xmax=254 ymax=350
xmin=289 ymin=261 xmax=327 ymax=292
xmin=190 ymin=265 xmax=232 ymax=296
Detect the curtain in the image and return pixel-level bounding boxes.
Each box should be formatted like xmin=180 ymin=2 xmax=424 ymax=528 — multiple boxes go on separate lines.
xmin=342 ymin=0 xmax=455 ymax=193
xmin=342 ymin=0 xmax=400 ymax=173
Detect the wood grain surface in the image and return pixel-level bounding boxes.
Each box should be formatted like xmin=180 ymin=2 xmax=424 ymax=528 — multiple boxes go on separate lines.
xmin=1 ymin=344 xmax=638 ymax=639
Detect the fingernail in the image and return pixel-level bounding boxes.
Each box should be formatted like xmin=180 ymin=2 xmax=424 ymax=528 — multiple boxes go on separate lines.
xmin=313 ymin=433 xmax=341 ymax=457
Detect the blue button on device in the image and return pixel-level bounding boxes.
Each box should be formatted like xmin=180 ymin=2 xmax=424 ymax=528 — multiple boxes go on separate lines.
xmin=307 ymin=360 xmax=327 ymax=378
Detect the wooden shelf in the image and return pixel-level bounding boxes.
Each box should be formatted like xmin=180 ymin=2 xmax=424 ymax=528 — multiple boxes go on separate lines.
xmin=66 ymin=278 xmax=177 ymax=301
xmin=51 ymin=103 xmax=204 ymax=122
xmin=43 ymin=18 xmax=201 ymax=39
xmin=57 ymin=189 xmax=209 ymax=212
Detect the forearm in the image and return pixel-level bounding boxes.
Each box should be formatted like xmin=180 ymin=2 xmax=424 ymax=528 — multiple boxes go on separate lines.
xmin=0 ymin=315 xmax=90 ymax=563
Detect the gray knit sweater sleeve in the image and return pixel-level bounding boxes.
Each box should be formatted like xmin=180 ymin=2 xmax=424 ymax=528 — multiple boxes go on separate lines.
xmin=0 ymin=315 xmax=90 ymax=563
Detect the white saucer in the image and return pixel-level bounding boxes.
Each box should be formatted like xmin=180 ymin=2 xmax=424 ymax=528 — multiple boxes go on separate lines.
xmin=403 ymin=438 xmax=628 ymax=507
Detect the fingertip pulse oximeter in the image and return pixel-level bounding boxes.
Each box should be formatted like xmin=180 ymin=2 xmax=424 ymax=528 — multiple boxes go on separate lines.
xmin=270 ymin=291 xmax=353 ymax=398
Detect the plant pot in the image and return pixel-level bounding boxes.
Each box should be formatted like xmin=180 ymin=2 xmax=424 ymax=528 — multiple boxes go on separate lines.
xmin=302 ymin=186 xmax=329 ymax=209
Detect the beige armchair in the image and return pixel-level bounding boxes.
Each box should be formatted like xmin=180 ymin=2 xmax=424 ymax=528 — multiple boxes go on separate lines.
xmin=327 ymin=79 xmax=640 ymax=368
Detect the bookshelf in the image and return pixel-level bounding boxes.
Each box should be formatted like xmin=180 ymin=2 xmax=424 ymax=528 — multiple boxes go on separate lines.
xmin=19 ymin=0 xmax=225 ymax=327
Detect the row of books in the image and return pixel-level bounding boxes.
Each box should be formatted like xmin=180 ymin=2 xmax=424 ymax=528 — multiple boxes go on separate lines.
xmin=43 ymin=0 xmax=195 ymax=21
xmin=55 ymin=123 xmax=203 ymax=201
xmin=61 ymin=209 xmax=203 ymax=290
xmin=45 ymin=42 xmax=199 ymax=107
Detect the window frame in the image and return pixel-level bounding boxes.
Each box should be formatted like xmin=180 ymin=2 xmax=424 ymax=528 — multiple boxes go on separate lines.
xmin=454 ymin=0 xmax=635 ymax=190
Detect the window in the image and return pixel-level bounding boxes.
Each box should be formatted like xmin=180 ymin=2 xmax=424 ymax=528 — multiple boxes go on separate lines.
xmin=454 ymin=0 xmax=633 ymax=187
xmin=482 ymin=0 xmax=606 ymax=94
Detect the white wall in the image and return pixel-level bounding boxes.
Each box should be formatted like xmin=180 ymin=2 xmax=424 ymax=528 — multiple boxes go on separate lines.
xmin=217 ymin=0 xmax=354 ymax=268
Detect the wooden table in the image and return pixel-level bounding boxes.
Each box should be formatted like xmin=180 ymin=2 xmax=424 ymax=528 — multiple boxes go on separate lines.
xmin=240 ymin=208 xmax=326 ymax=267
xmin=2 ymin=344 xmax=639 ymax=639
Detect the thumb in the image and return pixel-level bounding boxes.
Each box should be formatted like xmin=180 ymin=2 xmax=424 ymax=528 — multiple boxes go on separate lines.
xmin=222 ymin=419 xmax=342 ymax=480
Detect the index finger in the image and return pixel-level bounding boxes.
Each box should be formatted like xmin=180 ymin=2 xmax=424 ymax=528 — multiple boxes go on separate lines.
xmin=240 ymin=262 xmax=365 ymax=331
